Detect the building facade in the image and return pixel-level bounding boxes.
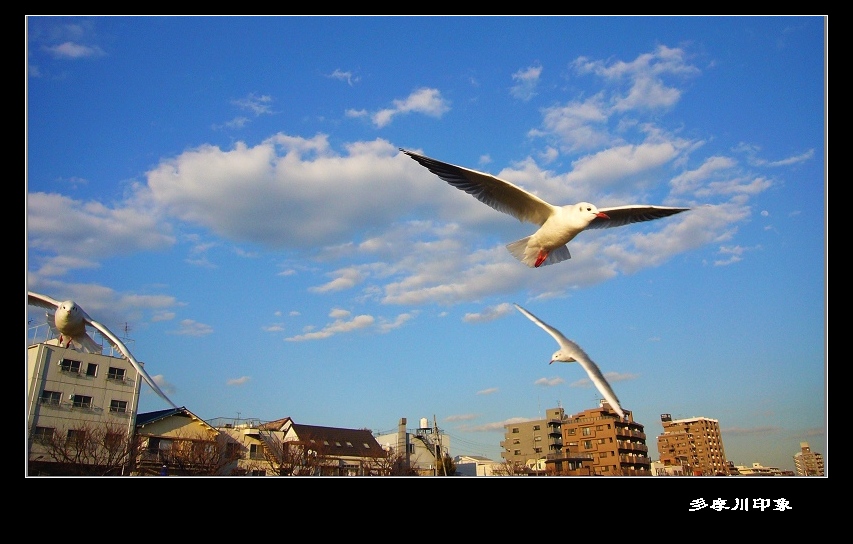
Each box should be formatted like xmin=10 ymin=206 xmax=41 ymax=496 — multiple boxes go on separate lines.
xmin=214 ymin=416 xmax=389 ymax=476
xmin=501 ymin=406 xmax=567 ymax=469
xmin=454 ymin=455 xmax=501 ymax=476
xmin=656 ymin=414 xmax=729 ymax=476
xmin=27 ymin=337 xmax=144 ymax=476
xmin=793 ymin=441 xmax=825 ymax=476
xmin=374 ymin=417 xmax=451 ymax=476
xmin=560 ymin=402 xmax=651 ymax=476
xmin=501 ymin=403 xmax=650 ymax=476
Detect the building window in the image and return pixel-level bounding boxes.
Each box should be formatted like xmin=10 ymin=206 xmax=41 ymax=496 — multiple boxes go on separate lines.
xmin=225 ymin=442 xmax=241 ymax=459
xmin=250 ymin=469 xmax=266 ymax=476
xmin=567 ymin=428 xmax=576 ymax=435
xmin=107 ymin=367 xmax=126 ymax=381
xmin=534 ymin=436 xmax=542 ymax=442
xmin=59 ymin=358 xmax=81 ymax=373
xmin=596 ymin=425 xmax=603 ymax=430
xmin=600 ymin=451 xmax=608 ymax=458
xmin=513 ymin=450 xmax=521 ymax=455
xmin=598 ymin=438 xmax=606 ymax=444
xmin=583 ymin=440 xmax=592 ymax=449
xmin=147 ymin=437 xmax=172 ymax=459
xmin=512 ymin=439 xmax=520 ymax=445
xmin=533 ymin=425 xmax=541 ymax=431
xmin=582 ymin=427 xmax=591 ymax=436
xmin=32 ymin=426 xmax=55 ymax=443
xmin=534 ymin=447 xmax=543 ymax=453
xmin=39 ymin=390 xmax=61 ymax=406
xmin=103 ymin=431 xmax=124 ymax=451
xmin=67 ymin=429 xmax=87 ymax=446
xmin=249 ymin=443 xmax=266 ymax=460
xmin=85 ymin=363 xmax=98 ymax=377
xmin=512 ymin=428 xmax=519 ymax=433
xmin=109 ymin=400 xmax=128 ymax=413
xmin=71 ymin=395 xmax=93 ymax=409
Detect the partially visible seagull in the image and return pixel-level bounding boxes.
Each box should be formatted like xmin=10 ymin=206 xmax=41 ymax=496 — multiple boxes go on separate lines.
xmin=514 ymin=303 xmax=625 ymax=419
xmin=27 ymin=291 xmax=178 ymax=409
xmin=401 ymin=148 xmax=689 ymax=268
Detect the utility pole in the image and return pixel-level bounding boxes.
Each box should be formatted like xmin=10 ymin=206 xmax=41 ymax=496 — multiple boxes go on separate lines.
xmin=434 ymin=414 xmax=446 ymax=476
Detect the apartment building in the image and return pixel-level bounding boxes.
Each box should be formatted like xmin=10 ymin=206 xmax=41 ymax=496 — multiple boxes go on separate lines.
xmin=793 ymin=441 xmax=825 ymax=476
xmin=501 ymin=406 xmax=567 ymax=471
xmin=27 ymin=337 xmax=143 ymax=476
xmin=560 ymin=402 xmax=651 ymax=476
xmin=656 ymin=414 xmax=729 ymax=476
xmin=501 ymin=403 xmax=649 ymax=475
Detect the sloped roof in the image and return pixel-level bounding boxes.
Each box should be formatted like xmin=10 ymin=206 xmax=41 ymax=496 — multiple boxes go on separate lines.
xmin=135 ymin=406 xmax=213 ymax=430
xmin=289 ymin=422 xmax=386 ymax=458
xmin=455 ymin=455 xmax=494 ymax=463
xmin=259 ymin=417 xmax=292 ymax=431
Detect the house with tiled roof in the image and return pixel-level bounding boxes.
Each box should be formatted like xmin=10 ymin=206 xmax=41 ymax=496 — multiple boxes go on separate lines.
xmin=134 ymin=406 xmax=235 ymax=476
xmin=216 ymin=417 xmax=389 ymax=476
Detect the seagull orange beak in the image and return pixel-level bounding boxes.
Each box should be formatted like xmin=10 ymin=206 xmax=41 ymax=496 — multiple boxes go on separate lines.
xmin=596 ymin=212 xmax=610 ymax=219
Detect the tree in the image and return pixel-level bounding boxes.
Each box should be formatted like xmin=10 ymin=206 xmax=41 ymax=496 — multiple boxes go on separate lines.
xmin=436 ymin=453 xmax=457 ymax=476
xmin=132 ymin=428 xmax=242 ymax=476
xmin=367 ymin=447 xmax=419 ymax=476
xmin=491 ymin=458 xmax=529 ymax=476
xmin=251 ymin=431 xmax=332 ymax=476
xmin=29 ymin=421 xmax=134 ymax=476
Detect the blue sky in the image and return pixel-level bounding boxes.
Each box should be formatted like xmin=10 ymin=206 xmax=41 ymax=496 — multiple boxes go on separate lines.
xmin=26 ymin=16 xmax=826 ymax=473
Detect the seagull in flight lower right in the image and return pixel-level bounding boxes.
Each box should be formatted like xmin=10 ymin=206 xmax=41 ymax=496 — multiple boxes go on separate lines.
xmin=514 ymin=303 xmax=625 ymax=419
xmin=401 ymin=148 xmax=689 ymax=268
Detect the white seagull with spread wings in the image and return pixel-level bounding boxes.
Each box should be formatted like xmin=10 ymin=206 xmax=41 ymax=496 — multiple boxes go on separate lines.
xmin=28 ymin=291 xmax=178 ymax=409
xmin=514 ymin=303 xmax=625 ymax=419
xmin=401 ymin=149 xmax=689 ymax=268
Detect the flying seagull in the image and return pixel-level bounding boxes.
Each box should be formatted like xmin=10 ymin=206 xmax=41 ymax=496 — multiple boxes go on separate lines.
xmin=514 ymin=303 xmax=625 ymax=419
xmin=28 ymin=291 xmax=178 ymax=409
xmin=401 ymin=148 xmax=689 ymax=268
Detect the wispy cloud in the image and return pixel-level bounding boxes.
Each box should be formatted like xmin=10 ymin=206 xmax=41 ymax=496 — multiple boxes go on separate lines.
xmin=172 ymin=319 xmax=213 ymax=337
xmin=369 ymin=87 xmax=450 ymax=128
xmin=285 ymin=309 xmax=374 ymax=341
xmin=44 ymin=42 xmax=105 ymax=59
xmin=327 ymin=68 xmax=359 ymax=86
xmin=463 ymin=302 xmax=514 ymax=323
xmin=510 ymin=64 xmax=542 ymax=101
xmin=534 ymin=376 xmax=565 ymax=387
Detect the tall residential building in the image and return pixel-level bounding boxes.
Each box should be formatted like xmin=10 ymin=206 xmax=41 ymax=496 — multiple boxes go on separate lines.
xmin=560 ymin=402 xmax=651 ymax=476
xmin=502 ymin=403 xmax=650 ymax=475
xmin=793 ymin=441 xmax=825 ymax=476
xmin=656 ymin=414 xmax=729 ymax=476
xmin=501 ymin=406 xmax=567 ymax=470
xmin=27 ymin=335 xmax=144 ymax=475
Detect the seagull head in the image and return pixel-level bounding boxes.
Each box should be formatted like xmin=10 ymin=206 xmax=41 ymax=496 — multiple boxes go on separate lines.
xmin=550 ymin=350 xmax=577 ymax=364
xmin=577 ymin=202 xmax=610 ymax=222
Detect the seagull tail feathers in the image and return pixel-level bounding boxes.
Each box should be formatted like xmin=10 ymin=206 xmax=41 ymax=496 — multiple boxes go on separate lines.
xmin=506 ymin=237 xmax=537 ymax=267
xmin=506 ymin=238 xmax=571 ymax=267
